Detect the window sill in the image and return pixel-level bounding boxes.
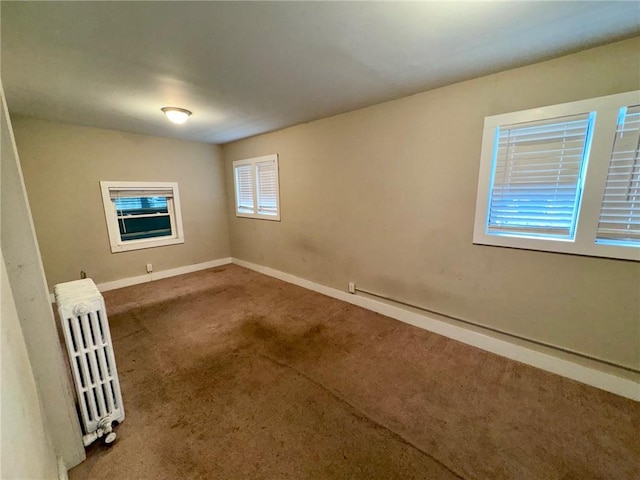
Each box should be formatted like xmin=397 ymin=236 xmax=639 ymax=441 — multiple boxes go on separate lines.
xmin=109 ymin=236 xmax=184 ymax=253
xmin=236 ymin=212 xmax=281 ymax=221
xmin=472 ymin=232 xmax=639 ymax=261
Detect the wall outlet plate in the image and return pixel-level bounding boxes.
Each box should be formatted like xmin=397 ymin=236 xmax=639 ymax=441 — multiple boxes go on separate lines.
xmin=348 ymin=281 xmax=356 ymax=294
xmin=146 ymin=263 xmax=153 ymax=273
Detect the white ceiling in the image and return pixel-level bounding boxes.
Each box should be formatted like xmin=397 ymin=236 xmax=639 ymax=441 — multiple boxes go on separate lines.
xmin=1 ymin=1 xmax=639 ymax=144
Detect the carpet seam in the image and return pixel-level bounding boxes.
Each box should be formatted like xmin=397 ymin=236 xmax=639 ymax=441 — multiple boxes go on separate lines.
xmin=259 ymin=352 xmax=468 ymax=480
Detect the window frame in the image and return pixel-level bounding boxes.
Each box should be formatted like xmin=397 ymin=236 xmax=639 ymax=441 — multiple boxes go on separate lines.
xmin=232 ymin=154 xmax=281 ymax=221
xmin=473 ymin=90 xmax=640 ymax=261
xmin=100 ymin=181 xmax=185 ymax=253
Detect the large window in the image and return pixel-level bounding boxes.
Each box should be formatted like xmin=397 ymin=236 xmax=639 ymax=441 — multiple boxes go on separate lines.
xmin=100 ymin=181 xmax=184 ymax=253
xmin=473 ymin=91 xmax=639 ymax=261
xmin=233 ymin=154 xmax=280 ymax=220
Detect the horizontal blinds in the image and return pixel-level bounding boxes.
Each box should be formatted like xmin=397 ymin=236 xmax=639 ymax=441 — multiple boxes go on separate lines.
xmin=596 ymin=105 xmax=640 ymax=245
xmin=109 ymin=187 xmax=174 ymax=199
xmin=234 ymin=164 xmax=255 ymax=214
xmin=109 ymin=187 xmax=173 ymax=200
xmin=487 ymin=113 xmax=592 ymax=237
xmin=256 ymin=159 xmax=278 ymax=216
xmin=114 ymin=196 xmax=168 ymax=213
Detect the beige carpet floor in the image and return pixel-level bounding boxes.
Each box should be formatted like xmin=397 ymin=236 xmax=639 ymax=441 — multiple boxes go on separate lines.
xmin=68 ymin=264 xmax=639 ymax=480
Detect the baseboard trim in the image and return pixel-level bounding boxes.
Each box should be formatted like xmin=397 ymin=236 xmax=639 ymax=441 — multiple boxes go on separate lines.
xmin=96 ymin=257 xmax=233 ymax=292
xmin=231 ymin=258 xmax=639 ymax=402
xmin=50 ymin=258 xmax=233 ymax=301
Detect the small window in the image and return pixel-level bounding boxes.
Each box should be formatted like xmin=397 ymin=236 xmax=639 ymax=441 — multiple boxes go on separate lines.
xmin=474 ymin=90 xmax=640 ymax=261
xmin=233 ymin=154 xmax=280 ymax=220
xmin=100 ymin=181 xmax=184 ymax=253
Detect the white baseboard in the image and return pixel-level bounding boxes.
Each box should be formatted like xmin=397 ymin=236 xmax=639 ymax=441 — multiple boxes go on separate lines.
xmin=47 ymin=255 xmax=638 ymax=400
xmin=50 ymin=258 xmax=233 ymax=301
xmin=96 ymin=257 xmax=232 ymax=292
xmin=231 ymin=258 xmax=639 ymax=402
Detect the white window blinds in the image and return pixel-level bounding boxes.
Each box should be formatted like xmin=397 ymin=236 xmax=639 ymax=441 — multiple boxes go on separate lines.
xmin=234 ymin=164 xmax=255 ymax=214
xmin=232 ymin=154 xmax=280 ymax=220
xmin=487 ymin=113 xmax=593 ymax=238
xmin=596 ymin=105 xmax=640 ymax=246
xmin=256 ymin=159 xmax=278 ymax=216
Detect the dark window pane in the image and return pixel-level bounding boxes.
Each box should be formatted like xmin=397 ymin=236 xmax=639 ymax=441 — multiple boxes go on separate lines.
xmin=119 ymin=215 xmax=172 ymax=241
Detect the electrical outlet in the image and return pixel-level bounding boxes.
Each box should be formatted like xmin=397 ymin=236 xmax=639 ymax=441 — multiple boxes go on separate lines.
xmin=146 ymin=263 xmax=153 ymax=273
xmin=348 ymin=281 xmax=356 ymax=294
xmin=80 ymin=270 xmax=87 ymax=279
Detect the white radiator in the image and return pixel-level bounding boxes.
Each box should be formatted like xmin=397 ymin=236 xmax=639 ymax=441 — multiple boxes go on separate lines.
xmin=54 ymin=279 xmax=124 ymax=446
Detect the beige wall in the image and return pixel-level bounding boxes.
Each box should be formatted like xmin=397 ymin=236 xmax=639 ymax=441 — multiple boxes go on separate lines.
xmin=223 ymin=37 xmax=640 ymax=372
xmin=2 ymin=86 xmax=85 ymax=469
xmin=1 ymin=252 xmax=58 ymax=480
xmin=12 ymin=118 xmax=231 ymax=289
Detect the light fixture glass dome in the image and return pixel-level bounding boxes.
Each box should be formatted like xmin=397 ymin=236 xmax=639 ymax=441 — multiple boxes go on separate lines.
xmin=161 ymin=107 xmax=192 ymax=124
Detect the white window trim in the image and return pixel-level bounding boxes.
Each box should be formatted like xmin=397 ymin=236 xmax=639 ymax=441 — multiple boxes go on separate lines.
xmin=473 ymin=90 xmax=640 ymax=262
xmin=233 ymin=154 xmax=281 ymax=221
xmin=100 ymin=181 xmax=185 ymax=253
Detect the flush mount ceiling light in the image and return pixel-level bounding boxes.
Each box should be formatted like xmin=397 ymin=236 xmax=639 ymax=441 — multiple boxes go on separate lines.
xmin=161 ymin=107 xmax=192 ymax=124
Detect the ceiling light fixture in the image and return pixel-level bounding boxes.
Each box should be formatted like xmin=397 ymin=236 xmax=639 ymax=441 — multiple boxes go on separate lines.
xmin=161 ymin=107 xmax=192 ymax=124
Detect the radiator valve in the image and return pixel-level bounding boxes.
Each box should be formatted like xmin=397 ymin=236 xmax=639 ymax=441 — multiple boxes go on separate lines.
xmin=82 ymin=416 xmax=117 ymax=447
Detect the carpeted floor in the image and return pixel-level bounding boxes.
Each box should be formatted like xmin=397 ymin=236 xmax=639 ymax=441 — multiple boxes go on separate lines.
xmin=68 ymin=264 xmax=639 ymax=480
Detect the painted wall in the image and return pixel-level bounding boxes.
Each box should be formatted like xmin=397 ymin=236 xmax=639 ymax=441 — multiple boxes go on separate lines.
xmin=12 ymin=118 xmax=231 ymax=289
xmin=1 ymin=86 xmax=85 ymax=469
xmin=223 ymin=37 xmax=640 ymax=373
xmin=1 ymin=251 xmax=59 ymax=479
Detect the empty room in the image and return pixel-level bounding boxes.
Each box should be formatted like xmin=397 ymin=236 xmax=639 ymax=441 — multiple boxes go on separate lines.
xmin=1 ymin=2 xmax=639 ymax=479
